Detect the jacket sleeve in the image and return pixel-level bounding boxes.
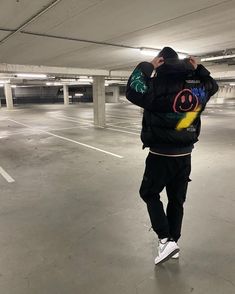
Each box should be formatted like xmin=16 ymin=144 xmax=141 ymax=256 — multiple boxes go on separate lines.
xmin=126 ymin=62 xmax=155 ymax=108
xmin=195 ymin=64 xmax=219 ymax=98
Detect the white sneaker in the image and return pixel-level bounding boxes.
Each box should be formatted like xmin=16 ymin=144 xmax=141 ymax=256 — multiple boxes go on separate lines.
xmin=171 ymin=252 xmax=180 ymax=259
xmin=155 ymin=238 xmax=180 ymax=265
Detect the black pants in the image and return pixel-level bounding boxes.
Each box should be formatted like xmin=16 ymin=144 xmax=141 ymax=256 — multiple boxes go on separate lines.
xmin=139 ymin=152 xmax=191 ymax=242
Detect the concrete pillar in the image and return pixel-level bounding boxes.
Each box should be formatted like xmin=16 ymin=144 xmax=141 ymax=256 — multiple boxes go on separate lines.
xmin=93 ymin=76 xmax=105 ymax=127
xmin=105 ymin=86 xmax=120 ymax=103
xmin=227 ymin=87 xmax=235 ymax=98
xmin=4 ymin=84 xmax=13 ymax=109
xmin=63 ymin=85 xmax=69 ymax=105
xmin=113 ymin=86 xmax=120 ymax=102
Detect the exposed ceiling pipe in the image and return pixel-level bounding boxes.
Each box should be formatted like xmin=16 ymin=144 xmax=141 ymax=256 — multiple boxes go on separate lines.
xmin=0 ymin=0 xmax=63 ymax=45
xmin=21 ymin=31 xmax=142 ymax=50
xmin=0 ymin=29 xmax=188 ymax=57
xmin=0 ymin=28 xmax=15 ymax=33
xmin=21 ymin=31 xmax=190 ymax=58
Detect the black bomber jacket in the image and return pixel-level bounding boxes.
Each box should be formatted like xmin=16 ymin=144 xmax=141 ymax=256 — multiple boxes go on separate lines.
xmin=126 ymin=60 xmax=219 ymax=155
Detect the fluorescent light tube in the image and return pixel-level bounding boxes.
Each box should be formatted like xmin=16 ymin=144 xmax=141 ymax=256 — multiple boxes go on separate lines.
xmin=140 ymin=48 xmax=160 ymax=56
xmin=71 ymin=82 xmax=91 ymax=85
xmin=17 ymin=73 xmax=47 ymax=79
xmin=140 ymin=48 xmax=188 ymax=59
xmin=60 ymin=79 xmax=76 ymax=82
xmin=201 ymin=54 xmax=235 ymax=62
xmin=78 ymin=78 xmax=93 ymax=82
xmin=178 ymin=53 xmax=188 ymax=59
xmin=46 ymin=82 xmax=62 ymax=86
xmin=0 ymin=80 xmax=10 ymax=83
xmin=105 ymin=79 xmax=126 ymax=83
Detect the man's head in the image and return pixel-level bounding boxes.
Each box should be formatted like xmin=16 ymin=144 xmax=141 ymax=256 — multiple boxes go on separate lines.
xmin=158 ymin=47 xmax=179 ymax=60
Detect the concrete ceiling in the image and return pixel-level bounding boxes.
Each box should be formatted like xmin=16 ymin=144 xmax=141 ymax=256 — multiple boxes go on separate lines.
xmin=0 ymin=0 xmax=235 ymax=77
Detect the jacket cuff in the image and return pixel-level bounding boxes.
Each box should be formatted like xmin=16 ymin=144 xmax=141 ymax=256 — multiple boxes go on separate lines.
xmin=136 ymin=62 xmax=154 ymax=78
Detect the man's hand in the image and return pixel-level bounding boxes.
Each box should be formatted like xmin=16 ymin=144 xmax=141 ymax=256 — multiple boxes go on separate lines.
xmin=151 ymin=57 xmax=164 ymax=69
xmin=189 ymin=56 xmax=198 ymax=69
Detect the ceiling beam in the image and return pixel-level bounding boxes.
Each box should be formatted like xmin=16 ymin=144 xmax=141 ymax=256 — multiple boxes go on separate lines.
xmin=0 ymin=63 xmax=109 ymax=77
xmin=110 ymin=70 xmax=131 ymax=78
xmin=0 ymin=0 xmax=63 ymax=45
xmin=212 ymin=71 xmax=235 ymax=79
xmin=1 ymin=63 xmax=233 ymax=80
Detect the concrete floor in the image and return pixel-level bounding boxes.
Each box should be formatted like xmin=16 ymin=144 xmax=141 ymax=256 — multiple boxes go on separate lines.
xmin=0 ymin=101 xmax=234 ymax=294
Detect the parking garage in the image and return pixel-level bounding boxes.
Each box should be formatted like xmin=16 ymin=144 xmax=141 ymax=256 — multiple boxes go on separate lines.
xmin=0 ymin=1 xmax=235 ymax=294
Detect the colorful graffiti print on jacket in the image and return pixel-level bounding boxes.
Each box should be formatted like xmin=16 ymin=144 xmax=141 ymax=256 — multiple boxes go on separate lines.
xmin=173 ymin=87 xmax=206 ymax=130
xmin=130 ymin=69 xmax=148 ymax=94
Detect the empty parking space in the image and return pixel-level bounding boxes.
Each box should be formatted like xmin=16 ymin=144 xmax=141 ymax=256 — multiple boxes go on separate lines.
xmin=0 ymin=101 xmax=235 ymax=294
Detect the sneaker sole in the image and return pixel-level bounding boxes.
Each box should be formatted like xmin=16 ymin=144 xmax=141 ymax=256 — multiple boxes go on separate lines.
xmin=155 ymin=248 xmax=180 ymax=265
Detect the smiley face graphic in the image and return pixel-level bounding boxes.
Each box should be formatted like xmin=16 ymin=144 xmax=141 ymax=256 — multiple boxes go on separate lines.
xmin=173 ymin=89 xmax=199 ymax=113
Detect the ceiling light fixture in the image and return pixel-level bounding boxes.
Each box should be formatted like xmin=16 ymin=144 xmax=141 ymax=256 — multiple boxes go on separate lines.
xmin=140 ymin=48 xmax=160 ymax=56
xmin=17 ymin=73 xmax=47 ymax=79
xmin=105 ymin=79 xmax=127 ymax=85
xmin=178 ymin=53 xmax=188 ymax=59
xmin=140 ymin=48 xmax=188 ymax=59
xmin=0 ymin=80 xmax=10 ymax=84
xmin=65 ymin=81 xmax=91 ymax=85
xmin=60 ymin=79 xmax=77 ymax=82
xmin=201 ymin=54 xmax=235 ymax=62
xmin=46 ymin=82 xmax=62 ymax=86
xmin=78 ymin=78 xmax=93 ymax=82
xmin=0 ymin=75 xmax=12 ymax=79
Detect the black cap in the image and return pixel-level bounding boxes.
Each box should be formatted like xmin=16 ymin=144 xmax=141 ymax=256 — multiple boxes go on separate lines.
xmin=158 ymin=47 xmax=179 ymax=59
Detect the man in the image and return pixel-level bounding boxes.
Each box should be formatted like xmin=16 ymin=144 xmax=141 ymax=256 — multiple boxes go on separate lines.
xmin=126 ymin=47 xmax=218 ymax=265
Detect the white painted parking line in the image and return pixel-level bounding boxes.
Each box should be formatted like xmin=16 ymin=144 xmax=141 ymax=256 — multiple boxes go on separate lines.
xmin=45 ymin=131 xmax=123 ymax=158
xmin=54 ymin=116 xmax=140 ymax=135
xmin=54 ymin=116 xmax=95 ymax=126
xmin=49 ymin=126 xmax=87 ymax=131
xmin=106 ymin=114 xmax=141 ymax=119
xmin=56 ymin=114 xmax=141 ymax=128
xmin=107 ymin=123 xmax=140 ymax=131
xmin=8 ymin=119 xmax=123 ymax=159
xmin=56 ymin=115 xmax=94 ymax=125
xmin=59 ymin=115 xmax=93 ymax=123
xmin=107 ymin=120 xmax=134 ymax=125
xmin=1 ymin=117 xmax=138 ymax=139
xmin=106 ymin=127 xmax=139 ymax=135
xmin=0 ymin=167 xmax=15 ymax=183
xmin=57 ymin=117 xmax=140 ymax=134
